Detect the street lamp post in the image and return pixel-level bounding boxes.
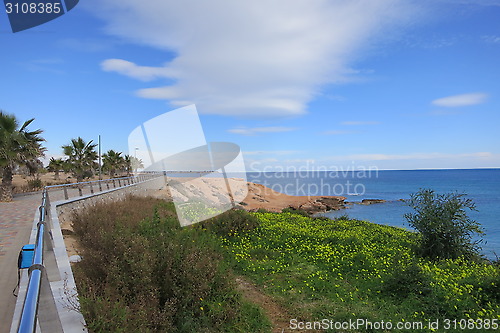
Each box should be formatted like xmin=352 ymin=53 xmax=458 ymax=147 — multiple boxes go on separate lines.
xmin=134 ymin=147 xmax=139 ymax=174
xmin=98 ymin=135 xmax=102 ymax=180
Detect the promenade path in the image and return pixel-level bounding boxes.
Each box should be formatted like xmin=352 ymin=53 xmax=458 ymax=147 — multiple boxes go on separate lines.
xmin=0 ymin=188 xmax=81 ymax=333
xmin=1 ymin=178 xmax=157 ymax=332
xmin=0 ymin=192 xmax=40 ymax=333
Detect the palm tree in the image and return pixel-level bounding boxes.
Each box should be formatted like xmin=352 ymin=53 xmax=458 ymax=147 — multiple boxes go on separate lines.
xmin=124 ymin=155 xmax=143 ymax=176
xmin=123 ymin=154 xmax=132 ymax=176
xmin=47 ymin=157 xmax=65 ymax=180
xmin=62 ymin=137 xmax=98 ymax=183
xmin=102 ymin=150 xmax=124 ymax=177
xmin=0 ymin=111 xmax=45 ymax=201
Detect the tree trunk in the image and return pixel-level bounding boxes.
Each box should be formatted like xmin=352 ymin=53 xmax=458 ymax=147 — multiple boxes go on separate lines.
xmin=0 ymin=166 xmax=14 ymax=202
xmin=54 ymin=170 xmax=60 ymax=180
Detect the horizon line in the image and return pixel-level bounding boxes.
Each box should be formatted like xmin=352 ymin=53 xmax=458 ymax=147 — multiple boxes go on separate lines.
xmin=245 ymin=167 xmax=500 ymax=173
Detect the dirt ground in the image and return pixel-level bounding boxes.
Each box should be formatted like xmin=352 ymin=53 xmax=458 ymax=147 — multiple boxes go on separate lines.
xmin=5 ymin=172 xmax=118 ymax=194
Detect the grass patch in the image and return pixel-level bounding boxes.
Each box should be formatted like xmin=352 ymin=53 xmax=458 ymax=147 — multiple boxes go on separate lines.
xmin=216 ymin=210 xmax=500 ymax=332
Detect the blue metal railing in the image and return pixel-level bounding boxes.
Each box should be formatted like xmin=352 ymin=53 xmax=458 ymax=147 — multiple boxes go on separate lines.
xmin=17 ymin=191 xmax=48 ymax=332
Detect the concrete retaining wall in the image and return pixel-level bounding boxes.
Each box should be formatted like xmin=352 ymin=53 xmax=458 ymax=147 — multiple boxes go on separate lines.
xmin=56 ymin=176 xmax=167 ymax=228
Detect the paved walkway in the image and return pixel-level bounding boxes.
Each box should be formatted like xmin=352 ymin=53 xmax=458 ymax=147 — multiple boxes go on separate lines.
xmin=0 ymin=188 xmax=84 ymax=333
xmin=0 ymin=180 xmax=148 ymax=332
xmin=0 ymin=193 xmax=41 ymax=333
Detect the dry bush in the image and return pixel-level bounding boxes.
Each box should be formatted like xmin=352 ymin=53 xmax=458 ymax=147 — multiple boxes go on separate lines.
xmin=72 ymin=196 xmax=269 ymax=332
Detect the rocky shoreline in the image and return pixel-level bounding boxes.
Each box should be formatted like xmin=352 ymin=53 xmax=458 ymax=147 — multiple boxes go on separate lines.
xmin=241 ymin=182 xmax=346 ymax=214
xmin=153 ymin=178 xmax=388 ymax=215
xmin=241 ymin=183 xmax=392 ymax=215
xmin=357 ymin=199 xmax=387 ymax=205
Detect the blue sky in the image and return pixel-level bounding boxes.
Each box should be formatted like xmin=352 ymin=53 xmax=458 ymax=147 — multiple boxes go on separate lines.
xmin=1 ymin=0 xmax=499 ymax=171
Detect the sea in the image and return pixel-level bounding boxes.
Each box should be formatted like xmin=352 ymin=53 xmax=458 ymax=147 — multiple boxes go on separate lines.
xmin=246 ymin=169 xmax=500 ymax=260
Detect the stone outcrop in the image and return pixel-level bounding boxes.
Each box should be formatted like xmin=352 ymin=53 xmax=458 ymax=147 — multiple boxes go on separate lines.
xmin=359 ymin=199 xmax=386 ymax=205
xmin=241 ymin=182 xmax=346 ymax=213
xmin=289 ymin=196 xmax=346 ymax=214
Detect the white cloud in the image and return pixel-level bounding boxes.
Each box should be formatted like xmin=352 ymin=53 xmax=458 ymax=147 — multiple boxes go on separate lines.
xmin=482 ymin=35 xmax=500 ymax=44
xmin=89 ymin=0 xmax=419 ymax=117
xmin=23 ymin=58 xmax=65 ymax=74
xmin=429 ymin=109 xmax=462 ymax=116
xmin=327 ymin=152 xmax=494 ymax=161
xmin=101 ymin=59 xmax=178 ymax=82
xmin=341 ymin=121 xmax=380 ymax=126
xmin=243 ymin=150 xmax=301 ymax=156
xmin=448 ymin=0 xmax=500 ymax=6
xmin=59 ymin=38 xmax=115 ymax=52
xmin=228 ymin=126 xmax=296 ymax=136
xmin=284 ymin=159 xmax=317 ymax=164
xmin=431 ymin=93 xmax=488 ymax=107
xmin=323 ymin=130 xmax=357 ymax=135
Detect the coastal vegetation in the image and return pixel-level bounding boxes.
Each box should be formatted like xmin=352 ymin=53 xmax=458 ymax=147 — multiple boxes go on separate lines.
xmin=0 ymin=110 xmax=144 ymax=199
xmin=72 ymin=196 xmax=500 ymax=332
xmin=1 ymin=111 xmax=498 ymax=331
xmin=217 ymin=210 xmax=499 ymax=332
xmin=102 ymin=150 xmax=142 ymax=177
xmin=47 ymin=157 xmax=65 ymax=180
xmin=0 ymin=111 xmax=45 ymax=201
xmin=101 ymin=149 xmax=123 ymax=177
xmin=72 ymin=197 xmax=270 ymax=332
xmin=405 ymin=189 xmax=484 ymax=260
xmin=60 ymin=140 xmax=141 ymax=182
xmin=62 ymin=137 xmax=99 ymax=183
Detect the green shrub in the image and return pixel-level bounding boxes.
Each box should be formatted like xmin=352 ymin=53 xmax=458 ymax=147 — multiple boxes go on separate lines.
xmin=473 ymin=272 xmax=500 ymax=305
xmin=405 ymin=189 xmax=484 ymax=260
xmin=200 ymin=209 xmax=260 ymax=237
xmin=281 ymin=207 xmax=310 ymax=217
xmin=26 ymin=177 xmax=43 ymax=190
xmin=381 ymin=262 xmax=432 ymax=299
